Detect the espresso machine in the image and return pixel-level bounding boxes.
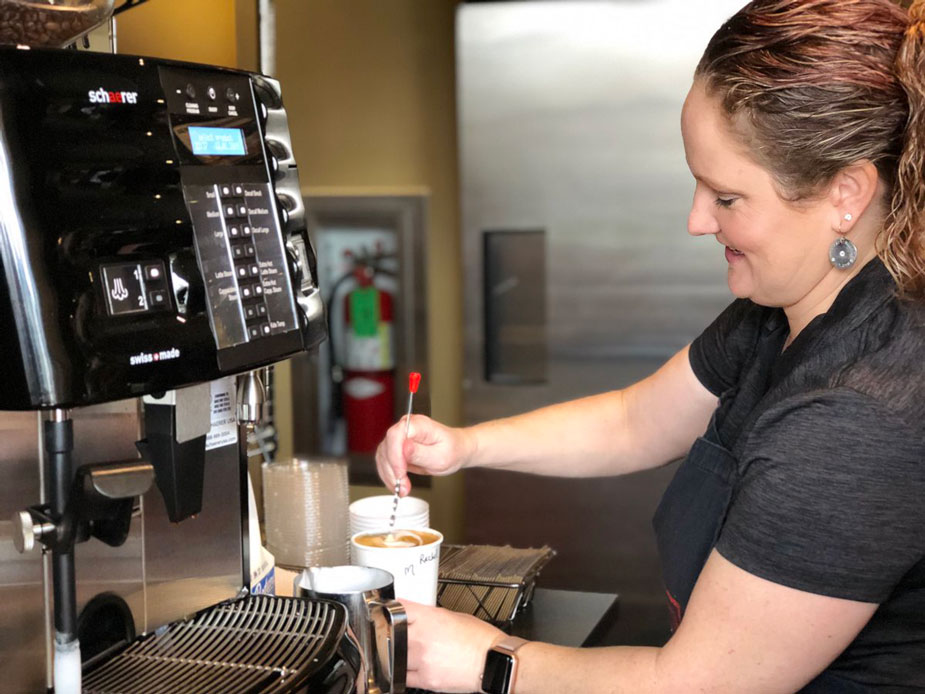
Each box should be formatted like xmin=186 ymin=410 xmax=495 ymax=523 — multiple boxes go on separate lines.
xmin=0 ymin=46 xmax=365 ymax=692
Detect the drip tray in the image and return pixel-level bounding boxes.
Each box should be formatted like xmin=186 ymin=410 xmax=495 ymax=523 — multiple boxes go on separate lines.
xmin=83 ymin=594 xmax=350 ymax=694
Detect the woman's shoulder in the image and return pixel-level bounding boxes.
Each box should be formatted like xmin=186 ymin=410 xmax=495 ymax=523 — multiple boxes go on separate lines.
xmin=690 ymin=299 xmax=782 ymax=396
xmin=836 ymin=294 xmax=925 ymax=430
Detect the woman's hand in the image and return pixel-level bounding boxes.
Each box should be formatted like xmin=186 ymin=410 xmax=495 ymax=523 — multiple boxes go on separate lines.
xmin=401 ymin=600 xmax=505 ymax=693
xmin=375 ymin=415 xmax=475 ymax=495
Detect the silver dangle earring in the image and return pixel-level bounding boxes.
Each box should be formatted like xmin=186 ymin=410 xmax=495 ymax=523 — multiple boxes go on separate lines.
xmin=829 ymin=212 xmax=857 ymax=270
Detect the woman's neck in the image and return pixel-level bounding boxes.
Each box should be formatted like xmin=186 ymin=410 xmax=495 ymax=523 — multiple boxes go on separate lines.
xmin=782 ymin=250 xmax=877 ymax=348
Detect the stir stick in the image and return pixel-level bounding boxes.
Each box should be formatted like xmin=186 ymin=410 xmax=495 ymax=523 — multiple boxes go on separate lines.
xmin=387 ymin=372 xmax=422 ymax=538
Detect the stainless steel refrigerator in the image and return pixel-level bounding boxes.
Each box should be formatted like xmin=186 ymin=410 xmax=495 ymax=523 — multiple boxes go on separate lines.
xmin=458 ymin=0 xmax=745 ymax=642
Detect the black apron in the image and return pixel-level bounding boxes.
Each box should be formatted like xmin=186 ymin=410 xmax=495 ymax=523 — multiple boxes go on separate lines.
xmin=652 ymin=415 xmax=873 ymax=693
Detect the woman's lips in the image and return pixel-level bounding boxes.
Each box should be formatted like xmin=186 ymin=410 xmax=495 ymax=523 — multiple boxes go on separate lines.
xmin=725 ymin=246 xmax=744 ymax=263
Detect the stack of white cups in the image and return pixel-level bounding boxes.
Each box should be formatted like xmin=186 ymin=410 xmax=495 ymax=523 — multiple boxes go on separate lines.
xmin=349 ymin=495 xmax=440 ymax=605
xmin=349 ymin=495 xmax=429 ymax=537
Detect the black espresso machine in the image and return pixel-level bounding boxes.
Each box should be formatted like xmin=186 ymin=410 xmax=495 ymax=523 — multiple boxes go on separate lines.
xmin=0 ymin=46 xmax=364 ymax=693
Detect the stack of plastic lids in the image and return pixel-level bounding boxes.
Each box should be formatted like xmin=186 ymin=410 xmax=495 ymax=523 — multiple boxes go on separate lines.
xmin=263 ymin=457 xmax=350 ymax=570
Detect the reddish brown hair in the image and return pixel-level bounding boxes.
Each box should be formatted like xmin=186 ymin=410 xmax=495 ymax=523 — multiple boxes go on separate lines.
xmin=696 ymin=0 xmax=925 ymax=299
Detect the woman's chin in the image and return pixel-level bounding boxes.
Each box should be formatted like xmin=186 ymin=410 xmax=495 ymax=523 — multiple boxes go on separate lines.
xmin=726 ymin=271 xmax=753 ymax=300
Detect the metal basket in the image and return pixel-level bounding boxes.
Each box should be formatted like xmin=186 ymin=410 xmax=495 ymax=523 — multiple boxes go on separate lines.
xmin=436 ymin=544 xmax=556 ymax=627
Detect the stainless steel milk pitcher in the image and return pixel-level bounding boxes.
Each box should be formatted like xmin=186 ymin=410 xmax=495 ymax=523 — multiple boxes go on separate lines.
xmin=297 ymin=565 xmax=407 ymax=694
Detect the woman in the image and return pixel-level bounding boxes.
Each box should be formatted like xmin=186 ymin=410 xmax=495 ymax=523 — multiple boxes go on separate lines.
xmin=375 ymin=1 xmax=925 ymax=691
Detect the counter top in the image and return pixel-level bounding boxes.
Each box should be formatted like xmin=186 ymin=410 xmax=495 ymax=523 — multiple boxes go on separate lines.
xmin=511 ymin=587 xmax=619 ymax=647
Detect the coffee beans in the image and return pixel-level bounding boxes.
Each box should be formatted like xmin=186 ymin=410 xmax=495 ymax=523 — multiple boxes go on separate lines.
xmin=0 ymin=3 xmax=106 ymax=48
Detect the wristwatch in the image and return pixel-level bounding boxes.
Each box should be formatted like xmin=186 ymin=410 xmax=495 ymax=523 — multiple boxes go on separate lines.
xmin=480 ymin=635 xmax=530 ymax=694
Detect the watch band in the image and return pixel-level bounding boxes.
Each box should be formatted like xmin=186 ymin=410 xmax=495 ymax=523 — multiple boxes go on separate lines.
xmin=492 ymin=635 xmax=529 ymax=656
xmin=481 ymin=635 xmax=530 ymax=694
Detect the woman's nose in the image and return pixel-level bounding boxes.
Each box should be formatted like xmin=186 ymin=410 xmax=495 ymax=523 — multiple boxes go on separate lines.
xmin=687 ymin=190 xmax=721 ymax=237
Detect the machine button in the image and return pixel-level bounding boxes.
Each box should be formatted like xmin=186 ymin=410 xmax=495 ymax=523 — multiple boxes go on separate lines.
xmin=266 ymin=139 xmax=288 ymax=160
xmin=148 ymin=289 xmax=168 ymax=309
xmin=245 ymin=305 xmax=257 ymax=319
xmin=241 ymin=285 xmax=254 ymax=300
xmin=237 ymin=266 xmax=248 ymax=279
xmin=254 ymin=284 xmax=264 ymax=296
xmin=249 ymin=325 xmax=260 ymax=339
xmin=233 ymin=184 xmax=244 ymax=196
xmin=232 ymin=245 xmax=245 ymax=259
xmin=276 ymin=193 xmax=293 ymax=225
xmin=207 ymin=86 xmax=217 ymax=100
xmin=228 ymin=225 xmax=240 ymax=238
xmin=261 ymin=323 xmax=272 ymax=336
xmin=249 ymin=264 xmax=260 ymax=277
xmin=237 ymin=204 xmax=248 ymax=217
xmin=244 ymin=244 xmax=255 ymax=256
xmin=224 ymin=204 xmax=236 ymax=217
xmin=220 ymin=184 xmax=232 ymax=196
xmin=185 ymin=83 xmax=197 ymax=99
xmin=242 ymin=225 xmax=252 ymax=237
xmin=257 ymin=304 xmax=267 ymax=316
xmin=226 ymin=87 xmax=239 ymax=102
xmin=143 ymin=264 xmax=163 ymax=281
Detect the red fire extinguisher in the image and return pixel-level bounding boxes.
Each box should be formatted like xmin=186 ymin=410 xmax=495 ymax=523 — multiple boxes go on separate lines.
xmin=341 ymin=264 xmax=395 ymax=454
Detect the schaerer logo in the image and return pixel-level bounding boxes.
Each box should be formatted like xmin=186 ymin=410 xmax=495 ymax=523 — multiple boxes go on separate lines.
xmin=129 ymin=347 xmax=181 ymax=366
xmin=88 ymin=87 xmax=139 ymax=105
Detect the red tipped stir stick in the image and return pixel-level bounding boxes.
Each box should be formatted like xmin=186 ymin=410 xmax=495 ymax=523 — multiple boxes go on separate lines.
xmin=388 ymin=372 xmax=422 ymax=534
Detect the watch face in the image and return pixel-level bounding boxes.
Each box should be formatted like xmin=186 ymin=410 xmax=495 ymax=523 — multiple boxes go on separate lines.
xmin=481 ymin=649 xmax=515 ymax=694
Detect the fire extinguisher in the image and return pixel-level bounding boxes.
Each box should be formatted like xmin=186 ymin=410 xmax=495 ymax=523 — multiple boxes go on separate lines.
xmin=341 ymin=263 xmax=395 ymax=454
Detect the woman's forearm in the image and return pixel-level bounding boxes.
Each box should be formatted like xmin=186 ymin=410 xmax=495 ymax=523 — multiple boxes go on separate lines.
xmin=461 ymin=346 xmax=717 ymax=478
xmin=462 ymin=392 xmax=638 ymax=477
xmin=513 ymin=643 xmax=660 ymax=694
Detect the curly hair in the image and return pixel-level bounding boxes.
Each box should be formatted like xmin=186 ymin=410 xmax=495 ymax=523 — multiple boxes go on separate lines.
xmin=696 ymin=0 xmax=925 ymax=299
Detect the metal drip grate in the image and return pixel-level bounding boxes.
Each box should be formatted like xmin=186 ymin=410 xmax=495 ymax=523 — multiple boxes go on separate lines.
xmin=83 ymin=594 xmax=349 ymax=694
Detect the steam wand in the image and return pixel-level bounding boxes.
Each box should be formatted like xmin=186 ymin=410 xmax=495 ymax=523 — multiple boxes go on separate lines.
xmin=45 ymin=408 xmax=81 ymax=694
xmin=13 ymin=409 xmax=155 ymax=694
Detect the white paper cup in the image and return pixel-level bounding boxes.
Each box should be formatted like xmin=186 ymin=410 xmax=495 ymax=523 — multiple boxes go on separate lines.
xmin=350 ymin=528 xmax=443 ymax=606
xmin=349 ymin=496 xmax=429 ymax=537
xmin=350 ymin=514 xmax=429 ymax=535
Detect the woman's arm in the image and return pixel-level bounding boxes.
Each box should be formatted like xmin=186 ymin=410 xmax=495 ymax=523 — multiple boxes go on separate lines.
xmin=463 ymin=345 xmax=717 ymax=477
xmin=376 ymin=345 xmax=718 ymax=490
xmin=404 ymin=550 xmax=878 ymax=693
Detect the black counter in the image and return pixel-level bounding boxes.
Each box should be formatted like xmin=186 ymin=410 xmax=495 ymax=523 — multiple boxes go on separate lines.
xmin=511 ymin=588 xmax=619 ymax=646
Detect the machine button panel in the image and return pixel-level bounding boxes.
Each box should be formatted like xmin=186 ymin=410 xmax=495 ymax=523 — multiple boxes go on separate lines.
xmin=184 ymin=182 xmax=296 ymax=349
xmin=101 ymin=260 xmax=171 ymax=316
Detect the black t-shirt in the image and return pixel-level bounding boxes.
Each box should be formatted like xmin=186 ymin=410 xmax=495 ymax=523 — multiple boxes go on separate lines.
xmin=689 ymin=258 xmax=925 ymax=690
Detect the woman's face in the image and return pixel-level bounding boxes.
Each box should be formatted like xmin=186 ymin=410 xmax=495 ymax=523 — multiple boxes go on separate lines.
xmin=680 ymin=82 xmax=835 ymax=307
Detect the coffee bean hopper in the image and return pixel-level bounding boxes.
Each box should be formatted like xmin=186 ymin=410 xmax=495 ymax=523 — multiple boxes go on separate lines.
xmin=0 ymin=45 xmax=364 ymax=693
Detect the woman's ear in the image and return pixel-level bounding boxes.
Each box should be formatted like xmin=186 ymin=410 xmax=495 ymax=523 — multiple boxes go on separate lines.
xmin=828 ymin=160 xmax=880 ymax=230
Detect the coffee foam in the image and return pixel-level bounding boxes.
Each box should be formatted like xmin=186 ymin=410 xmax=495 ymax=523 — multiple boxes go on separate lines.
xmin=356 ymin=529 xmax=437 ymax=548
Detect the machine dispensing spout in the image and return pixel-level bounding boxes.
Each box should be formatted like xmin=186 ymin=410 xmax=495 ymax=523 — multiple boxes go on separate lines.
xmin=236 ymin=370 xmax=266 ymax=428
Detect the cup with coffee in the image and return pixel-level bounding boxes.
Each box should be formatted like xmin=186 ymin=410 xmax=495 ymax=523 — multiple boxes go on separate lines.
xmin=296 ymin=565 xmax=407 ymax=694
xmin=351 ymin=529 xmax=443 ymax=606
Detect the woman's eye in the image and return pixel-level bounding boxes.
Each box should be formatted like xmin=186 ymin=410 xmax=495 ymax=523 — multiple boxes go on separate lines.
xmin=714 ymin=196 xmax=736 ymax=209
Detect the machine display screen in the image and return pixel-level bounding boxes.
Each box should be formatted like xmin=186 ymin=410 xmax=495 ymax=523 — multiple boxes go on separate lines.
xmin=188 ymin=126 xmax=247 ymax=156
